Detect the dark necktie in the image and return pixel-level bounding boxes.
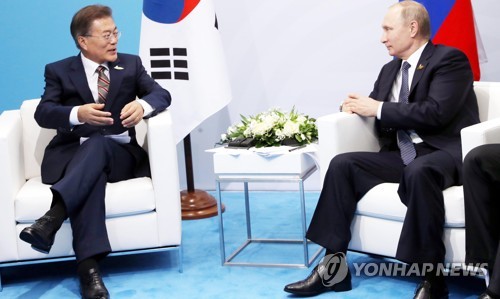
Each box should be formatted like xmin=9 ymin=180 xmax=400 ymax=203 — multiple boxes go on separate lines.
xmin=97 ymin=66 xmax=110 ymax=104
xmin=397 ymin=62 xmax=416 ymax=165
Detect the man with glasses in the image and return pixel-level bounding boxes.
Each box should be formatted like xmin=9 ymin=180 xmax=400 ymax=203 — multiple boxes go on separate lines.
xmin=19 ymin=5 xmax=171 ymax=298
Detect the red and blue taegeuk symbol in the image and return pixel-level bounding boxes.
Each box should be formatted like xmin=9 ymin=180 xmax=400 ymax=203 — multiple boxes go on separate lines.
xmin=143 ymin=0 xmax=200 ymax=24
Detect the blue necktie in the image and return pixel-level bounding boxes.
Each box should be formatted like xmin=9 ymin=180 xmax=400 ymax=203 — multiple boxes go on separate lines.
xmin=397 ymin=62 xmax=416 ymax=165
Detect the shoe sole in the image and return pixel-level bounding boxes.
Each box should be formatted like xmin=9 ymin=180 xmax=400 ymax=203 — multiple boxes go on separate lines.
xmin=19 ymin=230 xmax=52 ymax=254
xmin=284 ymin=282 xmax=352 ymax=296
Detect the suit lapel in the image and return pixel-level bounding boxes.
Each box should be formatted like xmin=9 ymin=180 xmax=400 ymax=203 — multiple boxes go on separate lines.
xmin=410 ymin=42 xmax=434 ymax=93
xmin=106 ymin=57 xmax=126 ymax=110
xmin=69 ymin=56 xmax=94 ymax=104
xmin=379 ymin=59 xmax=401 ymax=102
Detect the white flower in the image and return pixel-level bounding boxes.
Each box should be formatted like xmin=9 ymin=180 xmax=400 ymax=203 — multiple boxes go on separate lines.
xmin=297 ymin=115 xmax=307 ymax=124
xmin=251 ymin=121 xmax=272 ymax=136
xmin=220 ymin=107 xmax=317 ymax=147
xmin=275 ymin=129 xmax=285 ymax=140
xmin=243 ymin=127 xmax=253 ymax=137
xmin=282 ymin=120 xmax=300 ymax=137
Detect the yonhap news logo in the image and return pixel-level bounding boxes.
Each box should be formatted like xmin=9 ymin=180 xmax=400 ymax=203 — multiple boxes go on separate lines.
xmin=318 ymin=253 xmax=349 ymax=287
xmin=317 ymin=252 xmax=486 ymax=284
xmin=352 ymin=261 xmax=488 ymax=277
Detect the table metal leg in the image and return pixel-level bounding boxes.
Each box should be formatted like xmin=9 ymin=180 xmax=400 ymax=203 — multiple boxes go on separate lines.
xmin=216 ymin=180 xmax=226 ymax=265
xmin=215 ymin=167 xmax=323 ymax=267
xmin=243 ymin=182 xmax=252 ymax=239
xmin=299 ymin=179 xmax=309 ymax=266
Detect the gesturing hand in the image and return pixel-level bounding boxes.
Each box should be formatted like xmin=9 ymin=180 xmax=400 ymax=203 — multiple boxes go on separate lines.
xmin=77 ymin=103 xmax=113 ymax=126
xmin=120 ymin=101 xmax=144 ymax=128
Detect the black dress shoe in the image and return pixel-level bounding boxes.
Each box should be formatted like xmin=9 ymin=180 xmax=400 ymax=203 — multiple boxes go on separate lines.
xmin=284 ymin=265 xmax=352 ymax=296
xmin=479 ymin=291 xmax=500 ymax=299
xmin=79 ymin=267 xmax=110 ymax=299
xmin=413 ymin=280 xmax=449 ymax=299
xmin=19 ymin=215 xmax=61 ymax=254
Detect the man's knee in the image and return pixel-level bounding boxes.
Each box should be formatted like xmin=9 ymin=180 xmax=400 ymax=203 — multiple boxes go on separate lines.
xmin=329 ymin=153 xmax=355 ymax=169
xmin=80 ymin=134 xmax=110 ymax=153
xmin=464 ymin=144 xmax=491 ymax=169
xmin=326 ymin=154 xmax=354 ymax=178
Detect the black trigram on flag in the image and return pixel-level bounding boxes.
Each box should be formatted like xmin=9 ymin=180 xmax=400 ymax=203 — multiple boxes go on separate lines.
xmin=149 ymin=47 xmax=189 ymax=80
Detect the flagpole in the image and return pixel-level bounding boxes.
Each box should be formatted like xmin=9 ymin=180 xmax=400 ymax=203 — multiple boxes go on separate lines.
xmin=180 ymin=134 xmax=225 ymax=219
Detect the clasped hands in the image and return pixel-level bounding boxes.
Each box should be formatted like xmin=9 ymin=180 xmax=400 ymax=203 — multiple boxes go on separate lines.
xmin=340 ymin=93 xmax=379 ymax=117
xmin=77 ymin=101 xmax=144 ymax=128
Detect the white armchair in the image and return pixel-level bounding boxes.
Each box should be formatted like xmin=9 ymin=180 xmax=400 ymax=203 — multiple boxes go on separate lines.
xmin=0 ymin=99 xmax=182 ymax=291
xmin=316 ymin=81 xmax=500 ymax=263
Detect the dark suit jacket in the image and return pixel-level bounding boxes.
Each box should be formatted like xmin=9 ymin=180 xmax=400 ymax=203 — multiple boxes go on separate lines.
xmin=369 ymin=42 xmax=479 ymax=179
xmin=35 ymin=53 xmax=171 ymax=184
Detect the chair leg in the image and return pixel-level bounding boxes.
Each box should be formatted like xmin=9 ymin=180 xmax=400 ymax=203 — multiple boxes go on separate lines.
xmin=0 ymin=270 xmax=3 ymax=292
xmin=178 ymin=244 xmax=183 ymax=273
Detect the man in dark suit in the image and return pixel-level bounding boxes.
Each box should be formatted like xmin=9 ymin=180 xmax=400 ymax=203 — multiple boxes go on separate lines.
xmin=284 ymin=1 xmax=479 ymax=298
xmin=464 ymin=144 xmax=500 ymax=299
xmin=19 ymin=5 xmax=171 ymax=299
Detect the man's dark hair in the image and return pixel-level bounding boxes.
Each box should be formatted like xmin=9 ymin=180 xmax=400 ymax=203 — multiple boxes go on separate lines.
xmin=70 ymin=5 xmax=113 ymax=49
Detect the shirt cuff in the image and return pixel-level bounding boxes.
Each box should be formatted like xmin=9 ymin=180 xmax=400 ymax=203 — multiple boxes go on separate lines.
xmin=137 ymin=99 xmax=154 ymax=117
xmin=70 ymin=106 xmax=84 ymax=126
xmin=376 ymin=102 xmax=383 ymax=120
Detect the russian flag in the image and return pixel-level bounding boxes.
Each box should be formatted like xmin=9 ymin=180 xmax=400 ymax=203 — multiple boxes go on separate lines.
xmin=413 ymin=0 xmax=483 ymax=80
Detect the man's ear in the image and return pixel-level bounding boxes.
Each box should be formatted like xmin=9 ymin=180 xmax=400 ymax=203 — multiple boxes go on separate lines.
xmin=409 ymin=20 xmax=419 ymax=38
xmin=78 ymin=36 xmax=88 ymax=51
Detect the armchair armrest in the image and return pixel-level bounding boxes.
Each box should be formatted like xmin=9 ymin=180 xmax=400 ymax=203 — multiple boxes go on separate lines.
xmin=317 ymin=112 xmax=379 ymax=181
xmin=0 ymin=110 xmax=25 ymax=262
xmin=461 ymin=118 xmax=500 ymax=159
xmin=144 ymin=110 xmax=182 ymax=245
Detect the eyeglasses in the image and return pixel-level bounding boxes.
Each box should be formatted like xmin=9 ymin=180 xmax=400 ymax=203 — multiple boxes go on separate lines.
xmin=83 ymin=31 xmax=121 ymax=42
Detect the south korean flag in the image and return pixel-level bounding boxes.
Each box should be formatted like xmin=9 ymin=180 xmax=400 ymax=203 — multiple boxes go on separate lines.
xmin=139 ymin=0 xmax=232 ymax=143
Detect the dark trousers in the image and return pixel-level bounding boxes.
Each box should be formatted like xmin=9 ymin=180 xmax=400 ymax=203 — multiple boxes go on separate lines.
xmin=464 ymin=144 xmax=500 ymax=293
xmin=50 ymin=135 xmax=137 ymax=262
xmin=306 ymin=143 xmax=458 ymax=264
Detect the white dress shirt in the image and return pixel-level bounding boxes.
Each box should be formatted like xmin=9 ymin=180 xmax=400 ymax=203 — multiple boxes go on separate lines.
xmin=377 ymin=42 xmax=428 ymax=143
xmin=69 ymin=54 xmax=154 ymax=144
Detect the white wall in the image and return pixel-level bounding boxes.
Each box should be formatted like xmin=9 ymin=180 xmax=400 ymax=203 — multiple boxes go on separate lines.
xmin=181 ymin=0 xmax=500 ymax=191
xmin=0 ymin=1 xmax=497 ymax=192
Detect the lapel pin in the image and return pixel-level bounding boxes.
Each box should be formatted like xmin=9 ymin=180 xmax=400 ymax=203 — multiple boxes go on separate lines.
xmin=114 ymin=65 xmax=124 ymax=70
xmin=417 ymin=64 xmax=424 ymax=70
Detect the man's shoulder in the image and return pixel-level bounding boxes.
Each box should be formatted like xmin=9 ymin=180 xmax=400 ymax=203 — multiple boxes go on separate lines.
xmin=46 ymin=55 xmax=80 ymax=68
xmin=430 ymin=44 xmax=467 ymax=59
xmin=117 ymin=53 xmax=140 ymax=62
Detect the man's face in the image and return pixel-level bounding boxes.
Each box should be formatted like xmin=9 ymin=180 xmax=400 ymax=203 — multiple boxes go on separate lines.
xmin=78 ymin=17 xmax=118 ymax=64
xmin=380 ymin=7 xmax=414 ymax=60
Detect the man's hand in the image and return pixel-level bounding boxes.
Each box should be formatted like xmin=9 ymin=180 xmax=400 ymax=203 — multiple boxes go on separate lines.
xmin=77 ymin=103 xmax=113 ymax=126
xmin=120 ymin=101 xmax=144 ymax=128
xmin=342 ymin=93 xmax=380 ymax=117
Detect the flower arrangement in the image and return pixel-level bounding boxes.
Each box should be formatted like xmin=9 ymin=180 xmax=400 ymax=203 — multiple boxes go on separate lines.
xmin=220 ymin=107 xmax=318 ymax=148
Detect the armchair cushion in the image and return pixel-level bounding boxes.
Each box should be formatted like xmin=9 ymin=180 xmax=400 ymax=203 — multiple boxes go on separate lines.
xmin=15 ymin=176 xmax=156 ymax=223
xmin=356 ymin=184 xmax=465 ymax=227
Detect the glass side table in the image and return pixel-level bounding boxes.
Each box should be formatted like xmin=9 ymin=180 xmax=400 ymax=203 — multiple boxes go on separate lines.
xmin=211 ymin=146 xmax=324 ymax=268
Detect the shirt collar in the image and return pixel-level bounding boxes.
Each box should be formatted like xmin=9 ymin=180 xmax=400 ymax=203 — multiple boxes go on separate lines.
xmin=80 ymin=53 xmax=109 ymax=76
xmin=404 ymin=42 xmax=428 ymax=70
